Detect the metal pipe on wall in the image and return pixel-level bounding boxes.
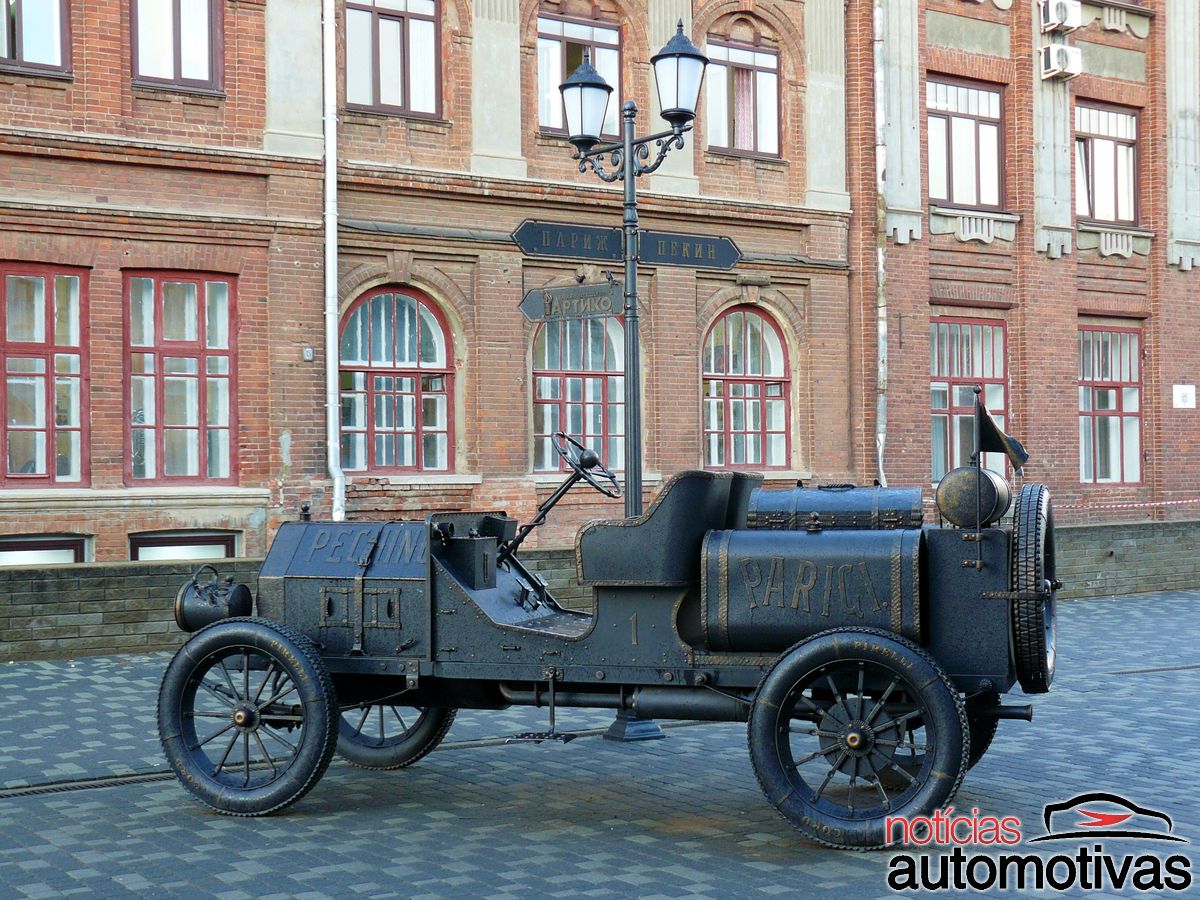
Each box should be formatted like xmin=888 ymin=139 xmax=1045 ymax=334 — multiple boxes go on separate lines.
xmin=872 ymin=0 xmax=890 ymax=489
xmin=322 ymin=0 xmax=346 ymax=521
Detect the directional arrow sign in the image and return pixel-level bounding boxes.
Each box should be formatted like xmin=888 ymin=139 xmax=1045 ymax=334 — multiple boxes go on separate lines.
xmin=519 ymin=281 xmax=624 ymax=322
xmin=512 ymin=220 xmax=622 ymax=263
xmin=511 ymin=219 xmax=742 ymax=270
xmin=640 ymin=229 xmax=741 ymax=270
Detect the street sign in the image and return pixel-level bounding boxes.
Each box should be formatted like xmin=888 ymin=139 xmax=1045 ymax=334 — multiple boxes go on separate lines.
xmin=640 ymin=229 xmax=742 ymax=270
xmin=511 ymin=219 xmax=742 ymax=270
xmin=519 ymin=281 xmax=624 ymax=322
xmin=512 ymin=220 xmax=622 ymax=263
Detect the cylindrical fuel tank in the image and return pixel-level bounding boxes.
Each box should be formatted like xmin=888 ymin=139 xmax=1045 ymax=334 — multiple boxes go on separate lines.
xmin=700 ymin=529 xmax=923 ymax=652
xmin=746 ymin=483 xmax=923 ymax=531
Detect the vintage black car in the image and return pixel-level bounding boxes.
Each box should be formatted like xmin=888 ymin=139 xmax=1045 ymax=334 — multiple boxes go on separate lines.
xmin=158 ymin=432 xmax=1057 ymax=849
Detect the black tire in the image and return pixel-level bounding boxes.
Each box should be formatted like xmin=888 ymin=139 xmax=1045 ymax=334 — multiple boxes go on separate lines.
xmin=158 ymin=617 xmax=339 ymax=816
xmin=1010 ymin=483 xmax=1057 ymax=694
xmin=748 ymin=628 xmax=968 ymax=850
xmin=964 ymin=692 xmax=1000 ymax=769
xmin=337 ymin=705 xmax=456 ymax=770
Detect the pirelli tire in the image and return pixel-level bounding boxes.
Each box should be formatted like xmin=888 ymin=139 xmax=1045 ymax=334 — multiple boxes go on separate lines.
xmin=1010 ymin=483 xmax=1057 ymax=694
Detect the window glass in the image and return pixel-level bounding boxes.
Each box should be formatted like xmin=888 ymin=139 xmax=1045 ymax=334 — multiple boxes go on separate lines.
xmin=706 ymin=39 xmax=779 ymax=156
xmin=929 ymin=318 xmax=1007 ymax=481
xmin=127 ymin=274 xmax=235 ymax=483
xmin=346 ymin=0 xmax=439 ymax=115
xmin=926 ymin=80 xmax=1003 ymax=209
xmin=703 ymin=307 xmax=789 ymax=469
xmin=538 ymin=14 xmax=621 ymax=135
xmin=533 ymin=315 xmax=623 ymax=472
xmin=340 ymin=290 xmax=453 ymax=472
xmin=1079 ymin=327 xmax=1141 ymax=483
xmin=2 ymin=268 xmax=85 ymax=486
xmin=1075 ymin=105 xmax=1138 ymax=225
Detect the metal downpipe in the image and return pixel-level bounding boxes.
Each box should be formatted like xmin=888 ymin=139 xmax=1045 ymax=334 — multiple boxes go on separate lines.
xmin=322 ymin=0 xmax=346 ymax=521
xmin=872 ymin=0 xmax=889 ymax=489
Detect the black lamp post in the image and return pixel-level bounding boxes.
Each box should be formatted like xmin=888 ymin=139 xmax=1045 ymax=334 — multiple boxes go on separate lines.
xmin=559 ymin=21 xmax=707 ymax=519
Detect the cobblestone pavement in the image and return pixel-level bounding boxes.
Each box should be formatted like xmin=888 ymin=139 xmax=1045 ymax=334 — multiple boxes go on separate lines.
xmin=0 ymin=591 xmax=1198 ymax=899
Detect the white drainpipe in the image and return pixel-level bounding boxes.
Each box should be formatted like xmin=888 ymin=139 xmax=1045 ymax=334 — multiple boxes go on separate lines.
xmin=872 ymin=0 xmax=889 ymax=488
xmin=323 ymin=0 xmax=346 ymax=520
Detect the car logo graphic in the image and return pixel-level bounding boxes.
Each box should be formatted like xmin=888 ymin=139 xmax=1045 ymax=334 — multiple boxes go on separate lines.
xmin=1029 ymin=792 xmax=1189 ymax=844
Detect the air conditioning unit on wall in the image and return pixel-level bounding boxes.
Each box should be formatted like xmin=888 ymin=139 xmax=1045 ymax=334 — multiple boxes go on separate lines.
xmin=1040 ymin=43 xmax=1083 ymax=80
xmin=1040 ymin=0 xmax=1083 ymax=33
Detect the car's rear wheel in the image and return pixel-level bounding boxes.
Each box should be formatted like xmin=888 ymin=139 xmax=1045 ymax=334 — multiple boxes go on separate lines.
xmin=337 ymin=704 xmax=456 ymax=770
xmin=747 ymin=628 xmax=968 ymax=849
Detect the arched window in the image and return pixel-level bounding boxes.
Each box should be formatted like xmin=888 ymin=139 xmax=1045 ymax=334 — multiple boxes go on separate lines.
xmin=702 ymin=306 xmax=789 ymax=469
xmin=339 ymin=288 xmax=453 ymax=472
xmin=532 ymin=316 xmax=623 ymax=471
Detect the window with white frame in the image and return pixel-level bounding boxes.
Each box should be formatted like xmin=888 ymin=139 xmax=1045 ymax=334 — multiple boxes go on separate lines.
xmin=537 ymin=14 xmax=619 ymax=136
xmin=1075 ymin=104 xmax=1137 ymax=225
xmin=1079 ymin=326 xmax=1141 ymax=484
xmin=930 ymin=318 xmax=1008 ymax=482
xmin=705 ymin=39 xmax=778 ymax=156
xmin=927 ymin=80 xmax=1002 ymax=210
xmin=133 ymin=0 xmax=220 ymax=89
xmin=532 ymin=316 xmax=624 ymax=472
xmin=1 ymin=0 xmax=69 ymax=72
xmin=345 ymin=0 xmax=439 ymax=116
xmin=2 ymin=264 xmax=86 ymax=486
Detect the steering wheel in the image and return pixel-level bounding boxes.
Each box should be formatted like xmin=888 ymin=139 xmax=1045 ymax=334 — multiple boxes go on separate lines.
xmin=552 ymin=432 xmax=622 ymax=499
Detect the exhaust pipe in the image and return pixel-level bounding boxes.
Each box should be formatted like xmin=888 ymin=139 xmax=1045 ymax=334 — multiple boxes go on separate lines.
xmin=495 ymin=684 xmax=749 ymax=723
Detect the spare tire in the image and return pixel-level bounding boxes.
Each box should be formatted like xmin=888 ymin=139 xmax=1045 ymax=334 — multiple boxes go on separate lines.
xmin=1010 ymin=483 xmax=1057 ymax=694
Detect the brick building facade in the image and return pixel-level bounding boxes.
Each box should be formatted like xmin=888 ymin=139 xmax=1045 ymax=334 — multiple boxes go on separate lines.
xmin=0 ymin=0 xmax=1196 ymax=566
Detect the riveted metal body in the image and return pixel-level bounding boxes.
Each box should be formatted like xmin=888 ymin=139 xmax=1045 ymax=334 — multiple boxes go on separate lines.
xmin=746 ymin=483 xmax=924 ymax=531
xmin=699 ymin=528 xmax=923 ymax=652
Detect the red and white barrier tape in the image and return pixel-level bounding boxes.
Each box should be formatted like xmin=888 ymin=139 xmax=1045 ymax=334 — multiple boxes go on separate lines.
xmin=1057 ymin=497 xmax=1200 ymax=511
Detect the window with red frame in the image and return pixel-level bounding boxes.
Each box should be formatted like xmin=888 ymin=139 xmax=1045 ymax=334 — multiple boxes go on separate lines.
xmin=339 ymin=288 xmax=454 ymax=472
xmin=930 ymin=317 xmax=1007 ymax=482
xmin=133 ymin=0 xmax=221 ymax=90
xmin=1079 ymin=326 xmax=1141 ymax=484
xmin=532 ymin=316 xmax=624 ymax=472
xmin=2 ymin=264 xmax=86 ymax=486
xmin=1 ymin=0 xmax=70 ymax=74
xmin=127 ymin=273 xmax=235 ymax=483
xmin=702 ymin=306 xmax=789 ymax=469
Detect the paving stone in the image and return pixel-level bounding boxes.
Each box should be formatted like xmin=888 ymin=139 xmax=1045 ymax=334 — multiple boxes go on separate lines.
xmin=0 ymin=594 xmax=1198 ymax=897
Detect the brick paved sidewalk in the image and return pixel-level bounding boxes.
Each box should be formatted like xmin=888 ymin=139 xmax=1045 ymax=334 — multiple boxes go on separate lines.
xmin=0 ymin=592 xmax=1198 ymax=898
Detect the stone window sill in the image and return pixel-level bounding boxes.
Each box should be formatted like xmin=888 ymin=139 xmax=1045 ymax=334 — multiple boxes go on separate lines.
xmin=1077 ymin=222 xmax=1153 ymax=258
xmin=346 ymin=473 xmax=483 ymax=487
xmin=930 ymin=206 xmax=1020 ymax=244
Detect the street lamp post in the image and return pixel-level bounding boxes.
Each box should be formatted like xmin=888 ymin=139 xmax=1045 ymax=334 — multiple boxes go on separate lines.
xmin=560 ymin=21 xmax=707 ymax=519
